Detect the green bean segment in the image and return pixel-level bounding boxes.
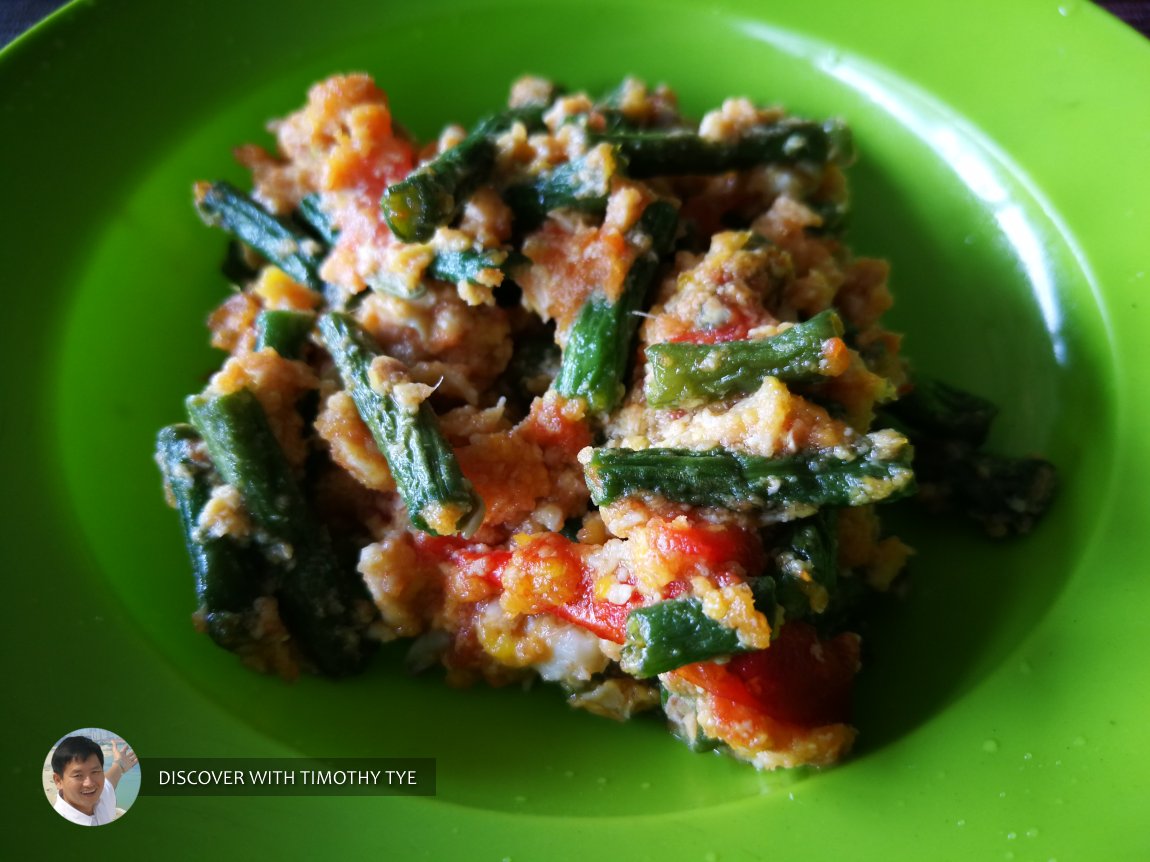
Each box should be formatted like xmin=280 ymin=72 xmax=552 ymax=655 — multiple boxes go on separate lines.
xmin=645 ymin=309 xmax=846 ymax=407
xmin=155 ymin=424 xmax=266 ymax=650
xmin=186 ymin=388 xmax=374 ymax=675
xmin=585 ymin=431 xmax=915 ymax=515
xmin=553 ymin=199 xmax=679 ymax=412
xmin=381 ymin=107 xmax=547 ymax=242
xmin=317 ymin=312 xmax=484 ymax=537
xmin=254 ymin=310 xmax=316 ymax=359
xmin=596 ymin=118 xmax=855 ymax=178
xmin=194 ymin=180 xmax=325 ymax=289
xmin=622 ymin=578 xmax=778 ymax=678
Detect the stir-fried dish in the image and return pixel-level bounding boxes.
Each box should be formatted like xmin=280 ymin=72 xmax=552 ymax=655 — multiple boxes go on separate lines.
xmin=156 ymin=74 xmax=1056 ymax=769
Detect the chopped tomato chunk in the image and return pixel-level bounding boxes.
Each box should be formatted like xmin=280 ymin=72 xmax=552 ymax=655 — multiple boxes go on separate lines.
xmin=551 ymin=584 xmax=640 ymax=644
xmin=664 ymin=307 xmax=757 ymax=345
xmin=677 ymin=622 xmax=860 ymax=727
xmin=414 ymin=535 xmax=510 ymax=587
xmin=647 ymin=518 xmax=763 ymax=581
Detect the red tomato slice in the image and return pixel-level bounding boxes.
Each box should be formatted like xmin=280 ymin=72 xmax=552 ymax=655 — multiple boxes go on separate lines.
xmin=678 ymin=623 xmax=860 ymax=727
xmin=420 ymin=532 xmax=636 ymax=642
xmin=551 ymin=586 xmax=639 ymax=644
xmin=414 ymin=535 xmax=510 ymax=587
xmin=648 ymin=519 xmax=763 ymax=578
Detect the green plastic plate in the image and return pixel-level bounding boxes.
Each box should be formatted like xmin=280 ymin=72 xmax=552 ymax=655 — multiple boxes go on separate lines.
xmin=4 ymin=0 xmax=1148 ymax=857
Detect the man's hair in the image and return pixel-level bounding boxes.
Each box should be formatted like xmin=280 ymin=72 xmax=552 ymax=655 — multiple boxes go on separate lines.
xmin=51 ymin=736 xmax=104 ymax=776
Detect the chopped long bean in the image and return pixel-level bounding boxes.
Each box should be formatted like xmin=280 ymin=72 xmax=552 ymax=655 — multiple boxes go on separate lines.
xmin=186 ymin=388 xmax=374 ymax=675
xmin=917 ymin=446 xmax=1058 ymax=538
xmin=296 ymin=192 xmax=339 ymax=243
xmin=317 ymin=312 xmax=484 ymax=537
xmin=193 ymin=180 xmax=325 ymax=289
xmin=886 ymin=376 xmax=998 ymax=447
xmin=427 ymin=248 xmax=526 ymax=286
xmin=645 ymin=309 xmax=846 ymax=407
xmin=554 ymin=199 xmax=679 ymax=412
xmin=884 ymin=375 xmax=1057 ymax=536
xmin=254 ymin=310 xmax=316 ymax=359
xmin=503 ymin=143 xmax=621 ymax=228
xmin=382 ymin=107 xmax=547 ymax=242
xmin=155 ymin=424 xmax=266 ymax=650
xmin=585 ymin=430 xmax=915 ymax=515
xmin=621 ymin=578 xmax=778 ymax=677
xmin=772 ymin=510 xmax=839 ymax=620
xmin=595 ymin=118 xmax=855 ymax=178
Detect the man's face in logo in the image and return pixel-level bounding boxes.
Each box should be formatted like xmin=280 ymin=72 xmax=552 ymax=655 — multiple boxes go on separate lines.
xmin=54 ymin=754 xmax=104 ymax=814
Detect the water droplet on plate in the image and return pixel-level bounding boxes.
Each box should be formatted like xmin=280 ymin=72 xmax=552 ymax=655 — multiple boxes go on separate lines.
xmin=983 ymin=739 xmax=1000 ymax=753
